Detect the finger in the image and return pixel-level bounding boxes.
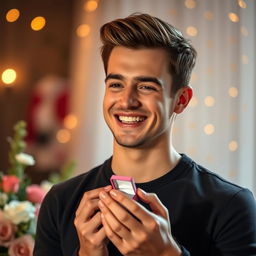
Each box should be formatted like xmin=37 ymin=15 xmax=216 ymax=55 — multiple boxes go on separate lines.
xmin=107 ymin=189 xmax=157 ymax=226
xmin=98 ymin=199 xmax=132 ymax=239
xmin=137 ymin=188 xmax=169 ymax=219
xmin=76 ymin=186 xmax=112 ymax=216
xmin=101 ymin=212 xmax=123 ymax=247
xmin=76 ymin=199 xmax=100 ymax=222
xmin=99 ymin=190 xmax=142 ymax=231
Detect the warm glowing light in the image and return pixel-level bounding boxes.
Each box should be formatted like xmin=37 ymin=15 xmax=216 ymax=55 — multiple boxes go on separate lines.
xmin=206 ymin=40 xmax=213 ymax=48
xmin=238 ymin=0 xmax=247 ymax=8
xmin=185 ymin=0 xmax=196 ymax=9
xmin=84 ymin=0 xmax=98 ymax=12
xmin=76 ymin=24 xmax=90 ymax=37
xmin=64 ymin=114 xmax=78 ymax=129
xmin=242 ymin=55 xmax=249 ymax=64
xmin=6 ymin=9 xmax=20 ymax=22
xmin=188 ymin=121 xmax=197 ymax=129
xmin=56 ymin=129 xmax=71 ymax=143
xmin=228 ymin=13 xmax=239 ymax=23
xmin=2 ymin=69 xmax=17 ymax=85
xmin=228 ymin=87 xmax=238 ymax=98
xmin=204 ymin=124 xmax=215 ymax=135
xmin=186 ymin=26 xmax=198 ymax=37
xmin=189 ymin=97 xmax=198 ymax=107
xmin=31 ymin=16 xmax=46 ymax=31
xmin=229 ymin=141 xmax=238 ymax=151
xmin=204 ymin=96 xmax=215 ymax=107
xmin=230 ymin=63 xmax=237 ymax=72
xmin=241 ymin=26 xmax=248 ymax=37
xmin=204 ymin=11 xmax=214 ymax=20
xmin=230 ymin=114 xmax=237 ymax=123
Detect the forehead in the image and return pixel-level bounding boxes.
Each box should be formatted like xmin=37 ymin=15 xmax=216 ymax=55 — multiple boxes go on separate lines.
xmin=107 ymin=46 xmax=170 ymax=78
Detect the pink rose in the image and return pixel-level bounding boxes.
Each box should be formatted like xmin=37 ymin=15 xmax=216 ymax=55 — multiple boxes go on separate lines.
xmin=1 ymin=175 xmax=20 ymax=193
xmin=0 ymin=210 xmax=16 ymax=246
xmin=26 ymin=185 xmax=46 ymax=204
xmin=8 ymin=235 xmax=34 ymax=256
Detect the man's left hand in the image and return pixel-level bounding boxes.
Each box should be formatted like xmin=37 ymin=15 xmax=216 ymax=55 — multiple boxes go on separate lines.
xmin=98 ymin=188 xmax=181 ymax=256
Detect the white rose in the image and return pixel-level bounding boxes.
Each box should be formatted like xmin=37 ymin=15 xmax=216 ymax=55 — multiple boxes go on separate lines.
xmin=40 ymin=180 xmax=53 ymax=193
xmin=15 ymin=153 xmax=35 ymax=166
xmin=3 ymin=200 xmax=36 ymax=225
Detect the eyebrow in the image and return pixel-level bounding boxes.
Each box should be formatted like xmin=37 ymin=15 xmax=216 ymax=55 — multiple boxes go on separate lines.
xmin=105 ymin=73 xmax=163 ymax=87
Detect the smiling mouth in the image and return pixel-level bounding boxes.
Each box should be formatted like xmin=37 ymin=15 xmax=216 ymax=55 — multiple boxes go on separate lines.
xmin=115 ymin=115 xmax=146 ymax=124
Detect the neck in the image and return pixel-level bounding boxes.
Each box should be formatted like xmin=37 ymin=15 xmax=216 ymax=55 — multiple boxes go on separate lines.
xmin=111 ymin=136 xmax=181 ymax=183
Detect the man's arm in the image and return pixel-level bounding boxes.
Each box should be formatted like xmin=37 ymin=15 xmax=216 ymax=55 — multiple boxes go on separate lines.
xmin=213 ymin=188 xmax=256 ymax=255
xmin=33 ymin=187 xmax=63 ymax=256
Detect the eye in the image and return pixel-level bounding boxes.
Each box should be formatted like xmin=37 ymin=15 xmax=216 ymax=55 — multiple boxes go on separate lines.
xmin=139 ymin=85 xmax=158 ymax=91
xmin=108 ymin=83 xmax=123 ymax=89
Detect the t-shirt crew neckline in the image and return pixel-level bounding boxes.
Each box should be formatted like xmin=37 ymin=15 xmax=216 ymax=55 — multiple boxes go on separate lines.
xmin=104 ymin=154 xmax=193 ymax=192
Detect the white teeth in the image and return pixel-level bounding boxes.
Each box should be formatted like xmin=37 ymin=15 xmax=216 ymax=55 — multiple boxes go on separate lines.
xmin=118 ymin=116 xmax=145 ymax=123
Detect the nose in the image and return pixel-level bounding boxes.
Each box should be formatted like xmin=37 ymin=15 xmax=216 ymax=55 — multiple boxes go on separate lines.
xmin=119 ymin=87 xmax=141 ymax=109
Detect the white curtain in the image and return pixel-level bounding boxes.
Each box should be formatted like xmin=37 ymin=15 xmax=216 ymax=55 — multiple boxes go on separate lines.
xmin=69 ymin=0 xmax=256 ymax=195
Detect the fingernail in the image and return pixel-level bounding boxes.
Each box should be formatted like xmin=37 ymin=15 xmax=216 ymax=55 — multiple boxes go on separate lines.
xmin=110 ymin=190 xmax=117 ymax=197
xmin=104 ymin=185 xmax=112 ymax=191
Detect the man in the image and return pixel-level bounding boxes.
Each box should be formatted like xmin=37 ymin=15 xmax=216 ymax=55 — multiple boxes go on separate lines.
xmin=34 ymin=13 xmax=256 ymax=256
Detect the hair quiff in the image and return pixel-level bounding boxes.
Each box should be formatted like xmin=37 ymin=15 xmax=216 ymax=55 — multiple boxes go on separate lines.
xmin=100 ymin=13 xmax=197 ymax=94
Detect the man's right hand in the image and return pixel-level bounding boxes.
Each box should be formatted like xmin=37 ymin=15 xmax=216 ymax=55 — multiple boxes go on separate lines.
xmin=74 ymin=186 xmax=112 ymax=256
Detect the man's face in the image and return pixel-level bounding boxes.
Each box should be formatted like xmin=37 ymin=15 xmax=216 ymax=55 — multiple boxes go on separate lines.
xmin=103 ymin=46 xmax=175 ymax=148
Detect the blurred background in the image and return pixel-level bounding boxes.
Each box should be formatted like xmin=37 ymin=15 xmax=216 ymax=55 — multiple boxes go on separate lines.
xmin=0 ymin=0 xmax=255 ymax=194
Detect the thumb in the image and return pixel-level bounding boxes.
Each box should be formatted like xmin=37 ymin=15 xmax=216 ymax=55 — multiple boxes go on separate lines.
xmin=137 ymin=188 xmax=169 ymax=219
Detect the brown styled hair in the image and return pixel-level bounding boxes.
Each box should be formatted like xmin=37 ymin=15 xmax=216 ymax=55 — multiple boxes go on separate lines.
xmin=100 ymin=13 xmax=197 ymax=94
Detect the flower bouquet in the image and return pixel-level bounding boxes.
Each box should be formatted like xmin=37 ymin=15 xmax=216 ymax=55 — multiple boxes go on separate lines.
xmin=0 ymin=121 xmax=48 ymax=256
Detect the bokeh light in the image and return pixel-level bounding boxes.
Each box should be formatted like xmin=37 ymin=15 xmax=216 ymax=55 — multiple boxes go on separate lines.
xmin=204 ymin=124 xmax=215 ymax=135
xmin=84 ymin=0 xmax=98 ymax=12
xmin=186 ymin=26 xmax=198 ymax=37
xmin=185 ymin=0 xmax=196 ymax=9
xmin=56 ymin=129 xmax=71 ymax=144
xmin=1 ymin=69 xmax=17 ymax=85
xmin=228 ymin=13 xmax=239 ymax=23
xmin=238 ymin=0 xmax=247 ymax=8
xmin=6 ymin=9 xmax=20 ymax=22
xmin=204 ymin=96 xmax=215 ymax=107
xmin=64 ymin=114 xmax=78 ymax=129
xmin=228 ymin=87 xmax=238 ymax=98
xmin=31 ymin=16 xmax=46 ymax=31
xmin=76 ymin=24 xmax=90 ymax=37
xmin=229 ymin=140 xmax=238 ymax=151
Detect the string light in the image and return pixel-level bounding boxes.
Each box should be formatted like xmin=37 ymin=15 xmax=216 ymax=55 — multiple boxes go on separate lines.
xmin=1 ymin=69 xmax=17 ymax=86
xmin=31 ymin=16 xmax=46 ymax=31
xmin=6 ymin=9 xmax=20 ymax=22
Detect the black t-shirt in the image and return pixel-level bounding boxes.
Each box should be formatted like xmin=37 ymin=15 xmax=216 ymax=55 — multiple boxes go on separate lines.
xmin=33 ymin=154 xmax=256 ymax=256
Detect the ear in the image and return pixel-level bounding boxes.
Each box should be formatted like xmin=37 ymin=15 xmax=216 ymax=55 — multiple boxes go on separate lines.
xmin=174 ymin=86 xmax=193 ymax=114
